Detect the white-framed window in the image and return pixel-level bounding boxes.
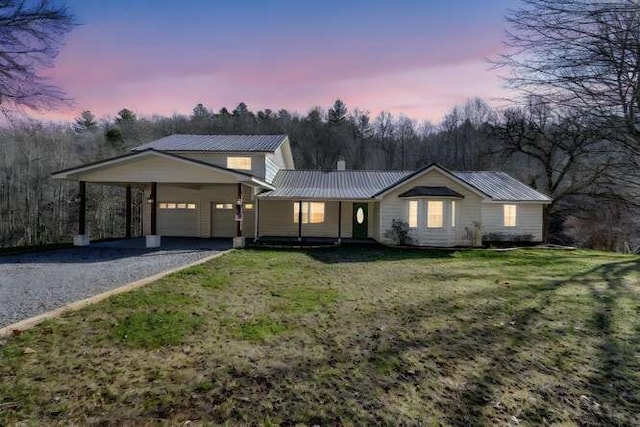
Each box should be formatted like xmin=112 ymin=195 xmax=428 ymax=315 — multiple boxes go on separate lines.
xmin=504 ymin=204 xmax=517 ymax=227
xmin=293 ymin=202 xmax=325 ymax=224
xmin=227 ymin=156 xmax=252 ymax=170
xmin=427 ymin=200 xmax=444 ymax=228
xmin=215 ymin=203 xmax=234 ymax=210
xmin=451 ymin=201 xmax=456 ymax=228
xmin=159 ymin=202 xmax=197 ymax=210
xmin=408 ymin=200 xmax=418 ymax=228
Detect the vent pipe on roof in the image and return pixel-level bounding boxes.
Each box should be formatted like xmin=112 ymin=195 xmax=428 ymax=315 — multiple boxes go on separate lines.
xmin=337 ymin=159 xmax=346 ymax=171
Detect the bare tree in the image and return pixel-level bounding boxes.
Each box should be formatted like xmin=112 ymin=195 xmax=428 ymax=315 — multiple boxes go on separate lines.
xmin=492 ymin=99 xmax=618 ymax=241
xmin=497 ymin=0 xmax=640 ymax=155
xmin=0 ymin=0 xmax=75 ymax=111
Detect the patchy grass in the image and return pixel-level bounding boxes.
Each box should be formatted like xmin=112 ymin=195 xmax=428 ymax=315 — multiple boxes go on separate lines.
xmin=1 ymin=246 xmax=639 ymax=425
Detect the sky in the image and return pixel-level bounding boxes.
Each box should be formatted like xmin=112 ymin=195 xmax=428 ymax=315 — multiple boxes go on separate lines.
xmin=38 ymin=0 xmax=514 ymax=123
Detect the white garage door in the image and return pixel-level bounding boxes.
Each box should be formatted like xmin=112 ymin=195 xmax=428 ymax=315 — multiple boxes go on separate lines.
xmin=157 ymin=202 xmax=199 ymax=237
xmin=211 ymin=202 xmax=235 ymax=238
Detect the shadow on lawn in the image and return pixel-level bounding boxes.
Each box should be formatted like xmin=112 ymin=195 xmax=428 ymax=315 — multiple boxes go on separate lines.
xmin=199 ymin=257 xmax=640 ymax=425
xmin=302 ymin=244 xmax=457 ymax=264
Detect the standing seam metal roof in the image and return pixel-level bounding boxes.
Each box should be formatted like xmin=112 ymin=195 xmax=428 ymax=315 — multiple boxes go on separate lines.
xmin=452 ymin=171 xmax=552 ymax=201
xmin=131 ymin=134 xmax=287 ymax=152
xmin=259 ymin=169 xmax=551 ymax=201
xmin=260 ymin=170 xmax=413 ymax=199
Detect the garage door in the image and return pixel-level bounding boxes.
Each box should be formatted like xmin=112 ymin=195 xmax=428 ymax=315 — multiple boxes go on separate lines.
xmin=157 ymin=202 xmax=199 ymax=237
xmin=211 ymin=202 xmax=235 ymax=237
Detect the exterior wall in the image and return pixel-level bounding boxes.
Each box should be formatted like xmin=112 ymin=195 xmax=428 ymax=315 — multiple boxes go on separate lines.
xmin=143 ymin=183 xmax=255 ymax=238
xmin=265 ymin=157 xmax=279 ymax=184
xmin=379 ymin=169 xmax=484 ymax=246
xmin=75 ymin=155 xmax=241 ymax=184
xmin=481 ymin=203 xmax=544 ymax=242
xmin=179 ymin=152 xmax=267 ymax=180
xmin=259 ymin=200 xmax=353 ymax=239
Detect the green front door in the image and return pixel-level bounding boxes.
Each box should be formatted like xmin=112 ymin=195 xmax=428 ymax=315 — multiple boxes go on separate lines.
xmin=352 ymin=203 xmax=368 ymax=238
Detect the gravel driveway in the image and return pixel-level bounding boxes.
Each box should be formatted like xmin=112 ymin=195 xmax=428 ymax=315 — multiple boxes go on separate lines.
xmin=0 ymin=238 xmax=232 ymax=328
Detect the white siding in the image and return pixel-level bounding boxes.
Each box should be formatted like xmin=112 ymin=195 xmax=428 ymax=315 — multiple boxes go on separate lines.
xmin=264 ymin=156 xmax=280 ymax=184
xmin=259 ymin=200 xmax=344 ymax=238
xmin=180 ymin=153 xmax=267 ymax=180
xmin=481 ymin=203 xmax=544 ymax=242
xmin=379 ymin=169 xmax=483 ymax=246
xmin=76 ymin=155 xmax=241 ymax=184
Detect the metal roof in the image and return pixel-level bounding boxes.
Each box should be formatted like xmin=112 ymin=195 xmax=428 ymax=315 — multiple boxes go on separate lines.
xmin=452 ymin=171 xmax=552 ymax=202
xmin=132 ymin=134 xmax=288 ymax=152
xmin=259 ymin=168 xmax=551 ymax=202
xmin=259 ymin=170 xmax=413 ymax=199
xmin=399 ymin=186 xmax=464 ymax=198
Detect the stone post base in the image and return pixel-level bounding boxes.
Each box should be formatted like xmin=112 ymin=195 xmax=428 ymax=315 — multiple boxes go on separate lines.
xmin=233 ymin=236 xmax=246 ymax=248
xmin=146 ymin=235 xmax=161 ymax=248
xmin=73 ymin=235 xmax=90 ymax=246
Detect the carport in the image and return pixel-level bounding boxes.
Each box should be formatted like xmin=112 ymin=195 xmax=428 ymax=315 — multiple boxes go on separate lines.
xmin=51 ymin=149 xmax=273 ymax=248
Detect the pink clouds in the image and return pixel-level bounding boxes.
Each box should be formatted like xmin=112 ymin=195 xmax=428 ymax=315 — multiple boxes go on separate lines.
xmin=36 ymin=13 xmax=510 ymax=124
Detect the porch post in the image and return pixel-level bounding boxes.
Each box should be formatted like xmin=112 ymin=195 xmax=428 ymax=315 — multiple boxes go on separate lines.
xmin=298 ymin=200 xmax=303 ymax=242
xmin=125 ymin=184 xmax=132 ymax=239
xmin=233 ymin=183 xmax=245 ymax=248
xmin=146 ymin=182 xmax=161 ymax=248
xmin=254 ymin=198 xmax=260 ymax=242
xmin=150 ymin=182 xmax=157 ymax=235
xmin=73 ymin=180 xmax=90 ymax=246
xmin=337 ymin=201 xmax=342 ymax=244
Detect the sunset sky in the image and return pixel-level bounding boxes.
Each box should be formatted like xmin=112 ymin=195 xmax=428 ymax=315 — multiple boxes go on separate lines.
xmin=40 ymin=0 xmax=513 ymax=123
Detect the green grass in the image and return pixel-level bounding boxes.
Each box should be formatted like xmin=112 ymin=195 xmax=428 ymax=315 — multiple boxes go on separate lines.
xmin=1 ymin=246 xmax=639 ymax=425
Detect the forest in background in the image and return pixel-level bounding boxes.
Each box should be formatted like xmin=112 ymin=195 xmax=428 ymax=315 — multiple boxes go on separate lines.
xmin=1 ymin=96 xmax=637 ymax=251
xmin=0 ymin=0 xmax=638 ymax=252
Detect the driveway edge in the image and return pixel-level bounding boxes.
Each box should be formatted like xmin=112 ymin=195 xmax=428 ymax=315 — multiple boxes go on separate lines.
xmin=0 ymin=249 xmax=232 ymax=338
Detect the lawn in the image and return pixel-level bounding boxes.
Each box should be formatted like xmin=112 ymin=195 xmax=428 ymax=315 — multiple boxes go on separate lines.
xmin=1 ymin=246 xmax=639 ymax=425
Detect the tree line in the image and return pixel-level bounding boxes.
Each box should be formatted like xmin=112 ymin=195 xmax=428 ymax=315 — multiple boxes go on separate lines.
xmin=0 ymin=95 xmax=637 ymax=251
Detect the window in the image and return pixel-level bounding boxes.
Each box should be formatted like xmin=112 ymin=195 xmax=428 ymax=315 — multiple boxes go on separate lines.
xmin=408 ymin=200 xmax=418 ymax=228
xmin=215 ymin=203 xmax=233 ymax=210
xmin=159 ymin=202 xmax=197 ymax=210
xmin=227 ymin=156 xmax=252 ymax=170
xmin=451 ymin=201 xmax=456 ymax=228
xmin=293 ymin=202 xmax=325 ymax=224
xmin=504 ymin=204 xmax=517 ymax=227
xmin=427 ymin=201 xmax=443 ymax=228
xmin=244 ymin=203 xmax=254 ymax=210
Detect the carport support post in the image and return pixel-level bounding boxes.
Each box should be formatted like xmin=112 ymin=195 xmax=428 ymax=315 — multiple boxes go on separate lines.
xmin=146 ymin=182 xmax=161 ymax=248
xmin=337 ymin=201 xmax=342 ymax=244
xmin=73 ymin=181 xmax=90 ymax=246
xmin=233 ymin=183 xmax=246 ymax=248
xmin=125 ymin=184 xmax=132 ymax=239
xmin=298 ymin=200 xmax=303 ymax=242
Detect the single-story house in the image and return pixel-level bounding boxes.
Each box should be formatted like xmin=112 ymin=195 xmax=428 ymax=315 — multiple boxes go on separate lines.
xmin=52 ymin=134 xmax=552 ymax=247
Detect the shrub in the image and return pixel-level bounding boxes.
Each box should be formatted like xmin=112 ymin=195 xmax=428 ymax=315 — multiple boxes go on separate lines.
xmin=384 ymin=219 xmax=413 ymax=245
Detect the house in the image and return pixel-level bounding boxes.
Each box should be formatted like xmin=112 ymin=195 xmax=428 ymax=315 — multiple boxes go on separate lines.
xmin=52 ymin=134 xmax=552 ymax=248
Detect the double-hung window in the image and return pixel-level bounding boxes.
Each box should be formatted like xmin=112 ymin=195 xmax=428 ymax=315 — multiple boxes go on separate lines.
xmin=504 ymin=204 xmax=517 ymax=227
xmin=293 ymin=202 xmax=325 ymax=224
xmin=427 ymin=201 xmax=444 ymax=228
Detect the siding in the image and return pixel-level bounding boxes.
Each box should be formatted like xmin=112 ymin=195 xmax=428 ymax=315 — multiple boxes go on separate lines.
xmin=379 ymin=169 xmax=483 ymax=246
xmin=259 ymin=200 xmax=346 ymax=238
xmin=76 ymin=156 xmax=240 ymax=184
xmin=180 ymin=152 xmax=266 ymax=180
xmin=481 ymin=203 xmax=544 ymax=242
xmin=264 ymin=156 xmax=279 ymax=184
